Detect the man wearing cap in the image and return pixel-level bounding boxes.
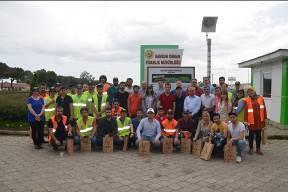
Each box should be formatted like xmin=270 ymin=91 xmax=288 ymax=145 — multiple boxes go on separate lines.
xmin=72 ymin=84 xmax=87 ymax=121
xmin=136 ymin=108 xmax=161 ymax=147
xmin=161 ymin=109 xmax=179 ymax=145
xmin=108 ymin=77 xmax=119 ymax=105
xmin=115 ymin=81 xmax=130 ymax=111
xmin=174 ymin=86 xmax=186 ymax=120
xmin=99 ymin=75 xmax=111 ymax=93
xmin=231 ymin=81 xmax=242 ymax=100
xmin=128 ymin=85 xmax=142 ymax=118
xmin=56 ymin=86 xmax=73 ymax=121
xmin=83 ymin=81 xmax=97 ymax=117
xmin=92 ymin=107 xmax=118 ymax=146
xmin=92 ymin=84 xmax=109 ymax=119
xmin=235 ymin=87 xmax=267 ymax=155
xmin=158 ymin=83 xmax=176 ymax=113
xmin=67 ymin=84 xmax=77 ymax=97
xmin=116 ymin=108 xmax=134 ymax=147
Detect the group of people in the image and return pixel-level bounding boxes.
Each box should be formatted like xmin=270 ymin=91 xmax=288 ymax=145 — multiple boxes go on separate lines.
xmin=27 ymin=75 xmax=267 ymax=163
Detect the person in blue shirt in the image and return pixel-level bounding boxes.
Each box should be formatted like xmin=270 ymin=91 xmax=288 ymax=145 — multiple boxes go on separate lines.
xmin=130 ymin=109 xmax=144 ymax=148
xmin=184 ymin=86 xmax=201 ymax=125
xmin=27 ymin=87 xmax=45 ymax=149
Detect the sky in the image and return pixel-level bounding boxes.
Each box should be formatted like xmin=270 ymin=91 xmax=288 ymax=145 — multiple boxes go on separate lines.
xmin=1 ymin=1 xmax=288 ymax=84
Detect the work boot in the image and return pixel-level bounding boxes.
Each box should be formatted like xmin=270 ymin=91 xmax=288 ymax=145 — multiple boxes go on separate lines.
xmin=248 ymin=148 xmax=253 ymax=155
xmin=256 ymin=149 xmax=264 ymax=155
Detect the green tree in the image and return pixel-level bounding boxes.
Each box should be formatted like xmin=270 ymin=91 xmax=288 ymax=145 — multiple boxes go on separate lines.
xmin=22 ymin=70 xmax=33 ymax=84
xmin=46 ymin=71 xmax=57 ymax=87
xmin=80 ymin=71 xmax=95 ymax=83
xmin=0 ymin=62 xmax=10 ymax=89
xmin=7 ymin=67 xmax=25 ymax=88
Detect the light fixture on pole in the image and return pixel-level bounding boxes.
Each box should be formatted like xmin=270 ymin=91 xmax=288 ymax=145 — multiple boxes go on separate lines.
xmin=201 ymin=16 xmax=218 ymax=82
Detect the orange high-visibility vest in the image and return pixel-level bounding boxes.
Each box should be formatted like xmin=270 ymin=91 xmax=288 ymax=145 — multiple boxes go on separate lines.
xmin=244 ymin=96 xmax=265 ymax=126
xmin=112 ymin=107 xmax=123 ymax=118
xmin=162 ymin=119 xmax=178 ymax=137
xmin=48 ymin=115 xmax=68 ymax=143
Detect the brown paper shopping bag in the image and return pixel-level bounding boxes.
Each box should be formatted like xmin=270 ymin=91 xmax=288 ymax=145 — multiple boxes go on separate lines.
xmin=262 ymin=128 xmax=268 ymax=144
xmin=162 ymin=137 xmax=173 ymax=154
xmin=81 ymin=137 xmax=91 ymax=152
xmin=122 ymin=137 xmax=129 ymax=152
xmin=192 ymin=139 xmax=203 ymax=156
xmin=200 ymin=142 xmax=214 ymax=160
xmin=139 ymin=140 xmax=150 ymax=156
xmin=181 ymin=139 xmax=191 ymax=154
xmin=103 ymin=135 xmax=113 ymax=153
xmin=66 ymin=136 xmax=74 ymax=156
xmin=224 ymin=144 xmax=236 ymax=162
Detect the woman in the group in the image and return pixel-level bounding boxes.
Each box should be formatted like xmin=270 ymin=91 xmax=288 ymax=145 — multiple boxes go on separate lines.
xmin=27 ymin=87 xmax=45 ymax=149
xmin=193 ymin=111 xmax=213 ymax=142
xmin=142 ymin=85 xmax=157 ymax=113
xmin=217 ymin=90 xmax=232 ymax=122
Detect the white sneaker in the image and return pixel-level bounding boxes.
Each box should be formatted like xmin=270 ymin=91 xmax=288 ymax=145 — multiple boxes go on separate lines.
xmin=236 ymin=156 xmax=242 ymax=163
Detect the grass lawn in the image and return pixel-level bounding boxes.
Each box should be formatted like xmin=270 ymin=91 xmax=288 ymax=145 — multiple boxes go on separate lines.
xmin=0 ymin=91 xmax=30 ymax=130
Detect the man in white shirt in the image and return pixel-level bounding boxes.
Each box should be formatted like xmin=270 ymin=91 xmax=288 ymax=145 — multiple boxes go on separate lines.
xmin=227 ymin=112 xmax=247 ymax=163
xmin=200 ymin=86 xmax=215 ymax=118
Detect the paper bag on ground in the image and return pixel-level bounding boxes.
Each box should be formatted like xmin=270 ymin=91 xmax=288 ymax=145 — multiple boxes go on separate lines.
xmin=122 ymin=137 xmax=128 ymax=152
xmin=192 ymin=139 xmax=203 ymax=156
xmin=224 ymin=144 xmax=236 ymax=162
xmin=200 ymin=142 xmax=214 ymax=160
xmin=139 ymin=140 xmax=150 ymax=156
xmin=81 ymin=137 xmax=91 ymax=152
xmin=163 ymin=137 xmax=173 ymax=154
xmin=262 ymin=128 xmax=268 ymax=144
xmin=181 ymin=139 xmax=191 ymax=154
xmin=103 ymin=135 xmax=113 ymax=153
xmin=66 ymin=137 xmax=74 ymax=155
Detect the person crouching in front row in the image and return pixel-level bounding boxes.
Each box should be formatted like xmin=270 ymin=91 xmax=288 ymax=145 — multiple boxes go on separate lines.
xmin=74 ymin=107 xmax=97 ymax=150
xmin=136 ymin=108 xmax=161 ymax=149
xmin=47 ymin=106 xmax=72 ymax=151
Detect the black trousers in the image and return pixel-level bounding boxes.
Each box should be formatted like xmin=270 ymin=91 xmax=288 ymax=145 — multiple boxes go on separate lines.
xmin=248 ymin=129 xmax=261 ymax=149
xmin=30 ymin=121 xmax=44 ymax=146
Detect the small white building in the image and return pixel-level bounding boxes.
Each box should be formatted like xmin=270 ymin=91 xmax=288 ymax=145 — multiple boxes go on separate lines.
xmin=238 ymin=49 xmax=288 ymax=129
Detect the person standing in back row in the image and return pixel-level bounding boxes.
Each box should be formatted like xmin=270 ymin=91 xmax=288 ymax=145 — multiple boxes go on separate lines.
xmin=56 ymin=86 xmax=73 ymax=122
xmin=128 ymin=85 xmax=142 ymax=118
xmin=158 ymin=83 xmax=176 ymax=113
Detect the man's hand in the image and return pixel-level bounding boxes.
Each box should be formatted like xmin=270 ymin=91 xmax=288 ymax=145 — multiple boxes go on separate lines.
xmin=154 ymin=139 xmax=160 ymax=145
xmin=35 ymin=115 xmax=40 ymax=122
xmin=129 ymin=133 xmax=134 ymax=138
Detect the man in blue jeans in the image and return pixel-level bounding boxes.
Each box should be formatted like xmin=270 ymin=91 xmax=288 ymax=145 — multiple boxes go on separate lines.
xmin=227 ymin=112 xmax=247 ymax=163
xmin=136 ymin=108 xmax=161 ymax=148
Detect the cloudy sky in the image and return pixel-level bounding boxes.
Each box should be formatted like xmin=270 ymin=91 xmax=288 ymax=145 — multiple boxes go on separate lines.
xmin=1 ymin=1 xmax=288 ymax=84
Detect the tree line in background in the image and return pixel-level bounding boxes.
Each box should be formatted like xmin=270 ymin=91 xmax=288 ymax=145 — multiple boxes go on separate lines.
xmin=0 ymin=62 xmax=96 ymax=91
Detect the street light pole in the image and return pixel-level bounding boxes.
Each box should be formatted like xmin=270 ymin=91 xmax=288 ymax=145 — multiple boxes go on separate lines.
xmin=202 ymin=17 xmax=218 ymax=82
xmin=206 ymin=33 xmax=212 ymax=80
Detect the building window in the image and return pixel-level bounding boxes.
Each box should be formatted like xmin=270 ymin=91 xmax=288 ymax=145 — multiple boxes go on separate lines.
xmin=263 ymin=72 xmax=272 ymax=97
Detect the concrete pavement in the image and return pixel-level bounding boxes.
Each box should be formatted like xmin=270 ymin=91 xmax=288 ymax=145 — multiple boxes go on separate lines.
xmin=0 ymin=136 xmax=288 ymax=192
